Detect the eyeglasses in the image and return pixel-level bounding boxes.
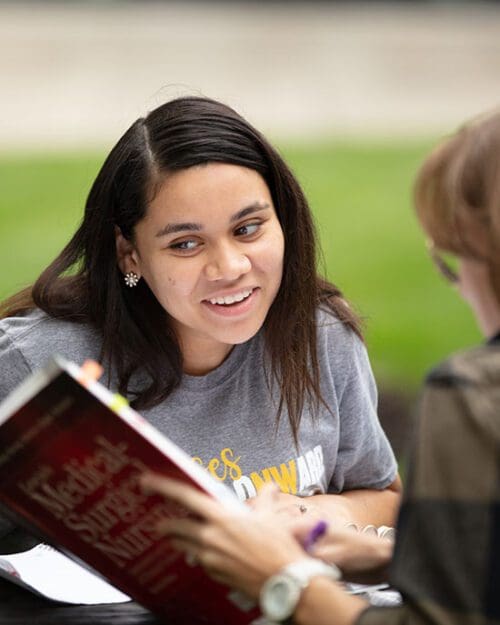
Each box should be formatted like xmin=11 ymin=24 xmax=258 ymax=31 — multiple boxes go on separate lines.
xmin=426 ymin=240 xmax=459 ymax=284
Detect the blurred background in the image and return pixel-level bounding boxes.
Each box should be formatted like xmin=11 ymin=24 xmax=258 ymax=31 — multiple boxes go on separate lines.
xmin=2 ymin=0 xmax=500 ymax=458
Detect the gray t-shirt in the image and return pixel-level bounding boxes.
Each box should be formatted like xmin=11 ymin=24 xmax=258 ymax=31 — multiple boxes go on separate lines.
xmin=0 ymin=308 xmax=396 ymax=537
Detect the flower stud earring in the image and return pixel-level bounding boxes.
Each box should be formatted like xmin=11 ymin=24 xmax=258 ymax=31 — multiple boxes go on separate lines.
xmin=124 ymin=271 xmax=140 ymax=288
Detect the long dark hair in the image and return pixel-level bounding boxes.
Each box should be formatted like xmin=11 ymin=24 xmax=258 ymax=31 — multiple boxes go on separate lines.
xmin=2 ymin=96 xmax=361 ymax=441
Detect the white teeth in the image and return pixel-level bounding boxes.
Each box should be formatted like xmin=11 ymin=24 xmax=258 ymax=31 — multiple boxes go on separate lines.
xmin=208 ymin=289 xmax=253 ymax=306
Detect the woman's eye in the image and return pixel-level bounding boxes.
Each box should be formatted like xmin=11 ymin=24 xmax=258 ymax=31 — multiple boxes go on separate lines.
xmin=235 ymin=223 xmax=260 ymax=237
xmin=170 ymin=239 xmax=199 ymax=252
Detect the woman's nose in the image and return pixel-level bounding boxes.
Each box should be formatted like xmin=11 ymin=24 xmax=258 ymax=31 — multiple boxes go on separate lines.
xmin=205 ymin=243 xmax=251 ymax=281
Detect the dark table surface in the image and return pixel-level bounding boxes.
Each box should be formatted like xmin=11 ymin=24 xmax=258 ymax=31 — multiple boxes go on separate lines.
xmin=0 ymin=577 xmax=167 ymax=625
xmin=0 ymin=530 xmax=167 ymax=625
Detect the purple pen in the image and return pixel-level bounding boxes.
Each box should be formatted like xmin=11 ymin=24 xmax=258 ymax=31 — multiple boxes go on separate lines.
xmin=303 ymin=520 xmax=328 ymax=552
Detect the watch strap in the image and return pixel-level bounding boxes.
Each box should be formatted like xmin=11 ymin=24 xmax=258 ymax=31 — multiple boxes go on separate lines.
xmin=259 ymin=558 xmax=341 ymax=623
xmin=280 ymin=558 xmax=341 ymax=585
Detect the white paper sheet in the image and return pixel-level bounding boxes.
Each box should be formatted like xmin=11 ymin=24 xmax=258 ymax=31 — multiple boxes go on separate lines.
xmin=0 ymin=543 xmax=131 ymax=605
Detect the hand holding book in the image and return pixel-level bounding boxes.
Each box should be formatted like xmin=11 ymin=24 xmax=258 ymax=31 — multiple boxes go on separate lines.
xmin=141 ymin=474 xmax=313 ymax=601
xmin=140 ymin=474 xmax=398 ymax=605
xmin=0 ymin=356 xmax=258 ymax=624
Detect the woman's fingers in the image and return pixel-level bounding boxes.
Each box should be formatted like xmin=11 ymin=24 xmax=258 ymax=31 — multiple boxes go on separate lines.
xmin=288 ymin=516 xmax=328 ymax=542
xmin=169 ymin=537 xmax=199 ymax=558
xmin=163 ymin=527 xmax=243 ymax=586
xmin=250 ymin=483 xmax=280 ymax=511
xmin=156 ymin=517 xmax=205 ymax=541
xmin=169 ymin=538 xmax=222 ymax=574
xmin=140 ymin=473 xmax=222 ymax=521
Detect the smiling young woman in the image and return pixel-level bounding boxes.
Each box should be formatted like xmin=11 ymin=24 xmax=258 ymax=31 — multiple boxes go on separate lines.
xmin=116 ymin=162 xmax=285 ymax=375
xmin=0 ymin=97 xmax=400 ymax=547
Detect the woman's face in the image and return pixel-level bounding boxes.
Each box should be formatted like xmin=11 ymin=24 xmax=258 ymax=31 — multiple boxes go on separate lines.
xmin=121 ymin=163 xmax=285 ymax=373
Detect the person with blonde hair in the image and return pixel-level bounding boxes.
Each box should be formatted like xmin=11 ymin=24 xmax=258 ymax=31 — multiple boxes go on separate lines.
xmin=143 ymin=110 xmax=500 ymax=625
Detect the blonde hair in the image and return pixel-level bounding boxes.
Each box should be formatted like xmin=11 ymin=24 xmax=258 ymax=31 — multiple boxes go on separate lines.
xmin=414 ymin=109 xmax=500 ymax=299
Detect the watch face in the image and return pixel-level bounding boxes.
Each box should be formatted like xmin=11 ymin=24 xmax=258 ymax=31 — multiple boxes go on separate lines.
xmin=261 ymin=575 xmax=301 ymax=622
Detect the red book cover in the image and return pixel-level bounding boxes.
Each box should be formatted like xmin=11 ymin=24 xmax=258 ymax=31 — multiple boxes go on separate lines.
xmin=0 ymin=357 xmax=261 ymax=624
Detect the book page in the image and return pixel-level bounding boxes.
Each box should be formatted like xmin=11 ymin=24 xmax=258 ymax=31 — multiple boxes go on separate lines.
xmin=0 ymin=543 xmax=131 ymax=605
xmin=345 ymin=583 xmax=401 ymax=606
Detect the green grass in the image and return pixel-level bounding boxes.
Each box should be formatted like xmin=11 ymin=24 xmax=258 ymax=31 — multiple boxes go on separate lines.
xmin=0 ymin=154 xmax=98 ymax=295
xmin=281 ymin=141 xmax=480 ymax=391
xmin=0 ymin=143 xmax=481 ymax=395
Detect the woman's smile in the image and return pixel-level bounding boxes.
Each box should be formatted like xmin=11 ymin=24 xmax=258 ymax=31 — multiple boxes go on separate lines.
xmin=202 ymin=286 xmax=260 ymax=317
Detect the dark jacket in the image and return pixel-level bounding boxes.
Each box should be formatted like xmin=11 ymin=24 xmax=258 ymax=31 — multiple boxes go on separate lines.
xmin=359 ymin=341 xmax=500 ymax=625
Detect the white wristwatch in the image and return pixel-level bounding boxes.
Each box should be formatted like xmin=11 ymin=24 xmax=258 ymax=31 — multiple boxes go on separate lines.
xmin=259 ymin=558 xmax=341 ymax=623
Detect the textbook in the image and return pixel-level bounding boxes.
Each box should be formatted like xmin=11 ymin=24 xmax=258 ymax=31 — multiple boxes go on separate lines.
xmin=0 ymin=357 xmax=260 ymax=624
